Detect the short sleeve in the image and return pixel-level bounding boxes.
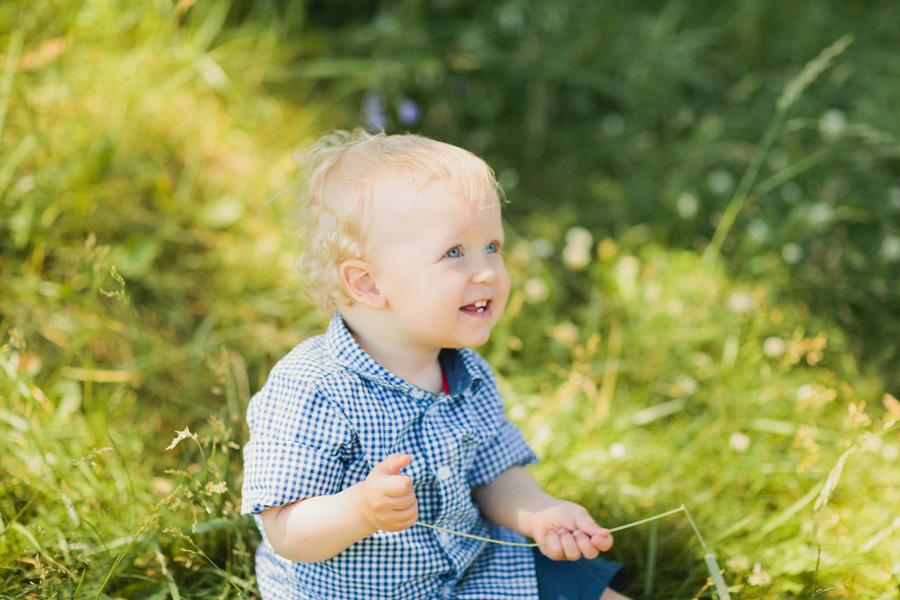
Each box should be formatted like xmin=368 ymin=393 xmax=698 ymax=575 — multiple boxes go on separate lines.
xmin=464 ymin=356 xmax=538 ymax=489
xmin=468 ymin=420 xmax=538 ymax=488
xmin=241 ymin=371 xmax=354 ymax=515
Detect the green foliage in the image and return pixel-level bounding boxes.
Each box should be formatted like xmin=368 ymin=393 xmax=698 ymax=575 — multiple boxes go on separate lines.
xmin=1 ymin=1 xmax=898 ymax=599
xmin=289 ymin=0 xmax=900 ymax=388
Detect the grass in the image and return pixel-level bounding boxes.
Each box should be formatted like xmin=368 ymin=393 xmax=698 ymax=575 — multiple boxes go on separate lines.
xmin=2 ymin=1 xmax=899 ymax=599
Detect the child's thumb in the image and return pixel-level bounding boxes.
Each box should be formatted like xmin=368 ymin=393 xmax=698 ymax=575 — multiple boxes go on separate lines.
xmin=372 ymin=453 xmax=412 ymax=477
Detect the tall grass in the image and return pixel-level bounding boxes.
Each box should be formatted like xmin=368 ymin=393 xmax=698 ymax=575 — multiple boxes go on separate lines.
xmin=2 ymin=2 xmax=898 ymax=599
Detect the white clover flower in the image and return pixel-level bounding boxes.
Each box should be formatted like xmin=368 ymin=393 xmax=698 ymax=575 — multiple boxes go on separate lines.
xmin=748 ymin=220 xmax=771 ymax=243
xmin=749 ymin=563 xmax=772 ymax=586
xmin=675 ymin=375 xmax=699 ymax=396
xmin=889 ymin=186 xmax=900 ymax=211
xmin=548 ymin=322 xmax=578 ymax=346
xmin=726 ymin=556 xmax=751 ymax=572
xmin=508 ymin=404 xmax=528 ymax=422
xmin=563 ymin=245 xmax=591 ymax=270
xmin=609 ymin=443 xmax=627 ymax=459
xmin=565 ymin=226 xmax=593 ymax=249
xmin=806 ymin=202 xmax=834 ymax=227
xmin=882 ymin=236 xmax=900 ymax=263
xmin=727 ymin=291 xmax=755 ymax=314
xmin=796 ymin=384 xmax=817 ymax=403
xmin=498 ymin=168 xmax=519 ymax=190
xmin=819 ymin=109 xmax=847 ymax=141
xmin=729 ymin=432 xmax=751 ymax=453
xmin=524 ymin=277 xmax=550 ymax=302
xmin=782 ymin=243 xmax=803 ymax=264
xmin=763 ymin=337 xmax=787 ymax=357
xmin=707 ymin=169 xmax=735 ymax=196
xmin=676 ymin=192 xmax=699 ymax=219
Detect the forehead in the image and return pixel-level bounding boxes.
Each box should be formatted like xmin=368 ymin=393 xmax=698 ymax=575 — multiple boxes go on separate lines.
xmin=378 ymin=175 xmax=499 ymax=223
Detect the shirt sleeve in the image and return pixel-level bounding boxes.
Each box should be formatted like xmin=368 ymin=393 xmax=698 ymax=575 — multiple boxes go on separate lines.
xmin=466 ymin=359 xmax=538 ymax=489
xmin=241 ymin=369 xmax=354 ymax=515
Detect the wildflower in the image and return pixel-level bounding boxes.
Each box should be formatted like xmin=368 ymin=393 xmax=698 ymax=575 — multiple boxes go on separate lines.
xmin=565 ymin=226 xmax=593 ymax=249
xmin=889 ymin=186 xmax=900 ymax=211
xmin=805 ymin=202 xmax=834 ymax=227
xmin=674 ymin=375 xmax=698 ymax=396
xmin=676 ymin=192 xmax=698 ymax=219
xmin=882 ymin=236 xmax=900 ymax=263
xmin=707 ymin=170 xmax=735 ymax=196
xmin=819 ymin=109 xmax=847 ymax=141
xmin=547 ymin=322 xmax=578 ymax=346
xmin=781 ymin=243 xmax=803 ymax=264
xmin=166 ymin=427 xmax=198 ymax=451
xmin=508 ymin=404 xmax=527 ymax=422
xmin=524 ymin=278 xmax=549 ymax=303
xmin=763 ymin=337 xmax=787 ymax=357
xmin=727 ymin=291 xmax=755 ymax=314
xmin=396 ymin=96 xmax=420 ymax=126
xmin=729 ymin=432 xmax=751 ymax=453
xmin=726 ymin=556 xmax=750 ymax=572
xmin=498 ymin=168 xmax=519 ymax=190
xmin=748 ymin=563 xmax=772 ymax=586
xmin=206 ymin=481 xmax=228 ymax=494
xmin=609 ymin=443 xmax=627 ymax=460
xmin=362 ymin=92 xmax=389 ymax=132
xmin=562 ymin=245 xmax=591 ymax=269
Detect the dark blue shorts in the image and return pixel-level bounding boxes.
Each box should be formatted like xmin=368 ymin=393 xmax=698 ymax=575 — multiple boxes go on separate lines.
xmin=533 ymin=548 xmax=623 ymax=600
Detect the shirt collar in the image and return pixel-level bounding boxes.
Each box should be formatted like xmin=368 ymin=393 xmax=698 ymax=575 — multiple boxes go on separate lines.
xmin=325 ymin=312 xmax=482 ymax=397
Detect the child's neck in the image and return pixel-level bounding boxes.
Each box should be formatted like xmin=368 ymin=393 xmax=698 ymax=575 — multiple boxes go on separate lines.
xmin=340 ymin=313 xmax=444 ymax=394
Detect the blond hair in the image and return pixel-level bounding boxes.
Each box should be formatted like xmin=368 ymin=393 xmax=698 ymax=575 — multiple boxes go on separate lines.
xmin=297 ymin=129 xmax=502 ymax=312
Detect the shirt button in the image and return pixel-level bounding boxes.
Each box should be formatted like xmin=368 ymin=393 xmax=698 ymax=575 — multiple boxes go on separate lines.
xmin=438 ymin=531 xmax=451 ymax=546
xmin=436 ymin=465 xmax=453 ymax=480
xmin=410 ymin=389 xmax=426 ymax=400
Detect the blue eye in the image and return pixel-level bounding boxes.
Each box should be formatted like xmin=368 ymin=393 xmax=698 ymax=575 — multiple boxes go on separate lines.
xmin=445 ymin=247 xmax=462 ymax=258
xmin=485 ymin=242 xmax=499 ymax=254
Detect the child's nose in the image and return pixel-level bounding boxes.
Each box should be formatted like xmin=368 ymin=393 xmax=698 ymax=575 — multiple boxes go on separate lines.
xmin=471 ymin=258 xmax=499 ymax=284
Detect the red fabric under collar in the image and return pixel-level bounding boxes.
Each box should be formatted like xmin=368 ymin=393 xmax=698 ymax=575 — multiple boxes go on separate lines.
xmin=441 ymin=366 xmax=450 ymax=395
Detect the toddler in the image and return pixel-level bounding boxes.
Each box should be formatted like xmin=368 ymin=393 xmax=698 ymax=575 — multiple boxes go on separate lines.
xmin=241 ymin=130 xmax=629 ymax=599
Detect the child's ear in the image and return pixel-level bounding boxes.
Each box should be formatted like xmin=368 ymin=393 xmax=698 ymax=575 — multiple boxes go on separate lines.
xmin=339 ymin=259 xmax=386 ymax=309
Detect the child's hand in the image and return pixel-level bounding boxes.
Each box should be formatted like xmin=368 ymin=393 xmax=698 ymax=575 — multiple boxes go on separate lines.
xmin=530 ymin=500 xmax=613 ymax=561
xmin=359 ymin=453 xmax=418 ymax=532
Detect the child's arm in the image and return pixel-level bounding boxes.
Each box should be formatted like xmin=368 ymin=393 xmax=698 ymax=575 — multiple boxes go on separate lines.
xmin=261 ymin=453 xmax=418 ymax=563
xmin=472 ymin=465 xmax=613 ymax=561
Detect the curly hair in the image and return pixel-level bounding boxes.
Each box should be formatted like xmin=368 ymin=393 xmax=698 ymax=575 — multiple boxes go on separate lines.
xmin=296 ymin=129 xmax=502 ymax=312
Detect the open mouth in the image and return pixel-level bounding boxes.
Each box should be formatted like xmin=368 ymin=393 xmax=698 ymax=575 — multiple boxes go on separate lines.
xmin=461 ymin=299 xmax=490 ymax=315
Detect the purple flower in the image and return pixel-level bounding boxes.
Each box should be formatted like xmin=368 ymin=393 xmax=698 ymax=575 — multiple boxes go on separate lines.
xmin=396 ymin=96 xmax=420 ymax=126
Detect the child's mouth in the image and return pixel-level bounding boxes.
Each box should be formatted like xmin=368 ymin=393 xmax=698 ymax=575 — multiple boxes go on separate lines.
xmin=461 ymin=300 xmax=490 ymax=315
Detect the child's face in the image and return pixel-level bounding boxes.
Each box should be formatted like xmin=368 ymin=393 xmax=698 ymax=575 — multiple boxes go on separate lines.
xmin=365 ymin=177 xmax=510 ymax=353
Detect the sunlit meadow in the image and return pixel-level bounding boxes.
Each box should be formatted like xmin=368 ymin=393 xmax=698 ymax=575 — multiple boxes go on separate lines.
xmin=2 ymin=2 xmax=898 ymax=599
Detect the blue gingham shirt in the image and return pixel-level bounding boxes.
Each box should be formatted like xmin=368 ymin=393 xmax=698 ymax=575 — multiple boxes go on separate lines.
xmin=242 ymin=313 xmax=540 ymax=600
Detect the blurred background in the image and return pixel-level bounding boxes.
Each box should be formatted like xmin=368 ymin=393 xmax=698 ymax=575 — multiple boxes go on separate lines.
xmin=1 ymin=1 xmax=898 ymax=598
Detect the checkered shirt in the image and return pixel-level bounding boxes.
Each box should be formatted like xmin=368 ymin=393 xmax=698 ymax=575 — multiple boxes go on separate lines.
xmin=241 ymin=313 xmax=540 ymax=600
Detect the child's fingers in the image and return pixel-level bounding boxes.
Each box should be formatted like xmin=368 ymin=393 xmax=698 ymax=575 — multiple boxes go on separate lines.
xmin=589 ymin=532 xmax=614 ymax=552
xmin=378 ymin=473 xmax=415 ymax=498
xmin=370 ymin=453 xmax=412 ymax=477
xmin=557 ymin=528 xmax=582 ymax=561
xmin=573 ymin=530 xmax=601 ymax=560
xmin=540 ymin=528 xmax=564 ymax=560
xmin=574 ymin=511 xmax=610 ymax=539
